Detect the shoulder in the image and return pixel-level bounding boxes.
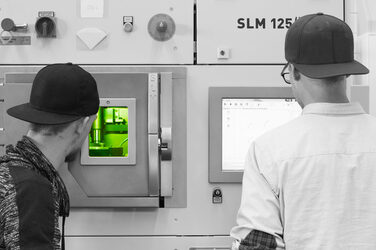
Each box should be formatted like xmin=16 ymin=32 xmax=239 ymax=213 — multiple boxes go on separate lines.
xmin=9 ymin=165 xmax=50 ymax=187
xmin=0 ymin=160 xmax=51 ymax=191
xmin=252 ymin=115 xmax=311 ymax=162
xmin=7 ymin=165 xmax=55 ymax=221
xmin=8 ymin=166 xmax=52 ymax=202
xmin=0 ymin=163 xmax=53 ymax=207
xmin=255 ymin=115 xmax=307 ymax=148
xmin=359 ymin=113 xmax=376 ymax=126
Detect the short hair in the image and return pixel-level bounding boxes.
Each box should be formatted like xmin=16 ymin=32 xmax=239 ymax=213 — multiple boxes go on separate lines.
xmin=29 ymin=122 xmax=72 ymax=136
xmin=291 ymin=65 xmax=344 ymax=84
xmin=292 ymin=65 xmax=301 ymax=81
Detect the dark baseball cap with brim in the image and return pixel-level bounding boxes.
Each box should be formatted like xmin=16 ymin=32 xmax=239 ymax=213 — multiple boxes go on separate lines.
xmin=7 ymin=63 xmax=99 ymax=125
xmin=285 ymin=13 xmax=369 ymax=79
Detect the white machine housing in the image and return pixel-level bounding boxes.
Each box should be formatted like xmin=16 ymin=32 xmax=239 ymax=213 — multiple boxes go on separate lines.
xmin=0 ymin=0 xmax=371 ymax=249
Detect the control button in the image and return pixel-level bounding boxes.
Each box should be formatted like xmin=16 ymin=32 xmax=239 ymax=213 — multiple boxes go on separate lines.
xmin=1 ymin=18 xmax=15 ymax=31
xmin=156 ymin=21 xmax=168 ymax=33
xmin=123 ymin=16 xmax=134 ymax=33
xmin=123 ymin=22 xmax=133 ymax=32
xmin=148 ymin=14 xmax=175 ymax=42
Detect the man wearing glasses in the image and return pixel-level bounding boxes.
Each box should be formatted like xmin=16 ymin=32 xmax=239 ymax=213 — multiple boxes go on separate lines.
xmin=231 ymin=13 xmax=374 ymax=249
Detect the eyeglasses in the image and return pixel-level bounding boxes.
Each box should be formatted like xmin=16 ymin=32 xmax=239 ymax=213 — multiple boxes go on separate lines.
xmin=281 ymin=63 xmax=291 ymax=84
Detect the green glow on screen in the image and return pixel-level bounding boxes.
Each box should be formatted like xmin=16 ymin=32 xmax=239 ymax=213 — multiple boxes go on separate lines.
xmin=89 ymin=107 xmax=129 ymax=157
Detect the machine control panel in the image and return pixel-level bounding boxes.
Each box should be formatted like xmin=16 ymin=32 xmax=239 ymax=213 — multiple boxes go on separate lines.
xmin=0 ymin=0 xmax=193 ymax=63
xmin=209 ymin=87 xmax=302 ymax=183
xmin=0 ymin=18 xmax=30 ymax=45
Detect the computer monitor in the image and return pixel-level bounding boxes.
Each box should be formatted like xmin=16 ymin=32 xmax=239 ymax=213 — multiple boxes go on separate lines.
xmin=81 ymin=98 xmax=136 ymax=165
xmin=209 ymin=87 xmax=302 ymax=183
xmin=222 ymin=98 xmax=301 ymax=171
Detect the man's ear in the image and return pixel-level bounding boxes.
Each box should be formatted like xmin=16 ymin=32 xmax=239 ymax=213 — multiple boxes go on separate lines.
xmin=75 ymin=116 xmax=91 ymax=134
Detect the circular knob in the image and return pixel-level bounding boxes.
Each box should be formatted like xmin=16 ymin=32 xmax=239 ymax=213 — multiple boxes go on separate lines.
xmin=1 ymin=18 xmax=15 ymax=31
xmin=148 ymin=14 xmax=176 ymax=42
xmin=35 ymin=17 xmax=55 ymax=37
xmin=156 ymin=21 xmax=168 ymax=33
xmin=123 ymin=22 xmax=133 ymax=33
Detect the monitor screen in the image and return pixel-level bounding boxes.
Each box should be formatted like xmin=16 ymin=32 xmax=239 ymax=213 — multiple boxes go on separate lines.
xmin=89 ymin=107 xmax=129 ymax=157
xmin=222 ymin=98 xmax=301 ymax=171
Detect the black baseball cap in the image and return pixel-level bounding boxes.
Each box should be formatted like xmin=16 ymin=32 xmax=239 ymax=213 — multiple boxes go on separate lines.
xmin=7 ymin=63 xmax=99 ymax=125
xmin=285 ymin=13 xmax=369 ymax=78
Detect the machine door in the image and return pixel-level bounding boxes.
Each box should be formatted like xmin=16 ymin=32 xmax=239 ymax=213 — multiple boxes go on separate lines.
xmin=2 ymin=68 xmax=187 ymax=208
xmin=65 ymin=72 xmax=161 ymax=207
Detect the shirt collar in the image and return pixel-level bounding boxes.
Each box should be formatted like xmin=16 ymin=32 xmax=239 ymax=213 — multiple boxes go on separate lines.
xmin=302 ymin=102 xmax=365 ymax=116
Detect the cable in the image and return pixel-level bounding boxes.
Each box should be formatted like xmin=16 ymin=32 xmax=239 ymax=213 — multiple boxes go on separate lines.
xmin=120 ymin=138 xmax=128 ymax=146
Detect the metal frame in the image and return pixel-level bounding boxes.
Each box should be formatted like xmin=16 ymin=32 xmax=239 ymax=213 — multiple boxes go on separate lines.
xmin=208 ymin=86 xmax=295 ymax=183
xmin=148 ymin=73 xmax=160 ymax=196
xmin=80 ymin=98 xmax=137 ymax=165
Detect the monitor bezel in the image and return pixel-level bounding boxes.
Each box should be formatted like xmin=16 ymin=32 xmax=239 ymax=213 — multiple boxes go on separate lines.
xmin=81 ymin=98 xmax=136 ymax=165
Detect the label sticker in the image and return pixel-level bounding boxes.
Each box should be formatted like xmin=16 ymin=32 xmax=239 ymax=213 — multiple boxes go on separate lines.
xmin=81 ymin=0 xmax=104 ymax=18
xmin=0 ymin=36 xmax=31 ymax=45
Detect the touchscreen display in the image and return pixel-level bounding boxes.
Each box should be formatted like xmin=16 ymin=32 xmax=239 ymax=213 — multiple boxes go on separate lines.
xmin=222 ymin=99 xmax=301 ymax=171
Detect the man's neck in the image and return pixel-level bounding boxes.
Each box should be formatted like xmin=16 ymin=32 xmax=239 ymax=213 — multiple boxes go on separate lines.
xmin=301 ymin=78 xmax=350 ymax=106
xmin=26 ymin=131 xmax=69 ymax=170
xmin=304 ymin=95 xmax=350 ymax=106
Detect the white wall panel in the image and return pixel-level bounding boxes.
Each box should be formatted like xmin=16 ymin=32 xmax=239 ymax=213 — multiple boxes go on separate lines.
xmin=197 ymin=0 xmax=344 ymax=64
xmin=0 ymin=0 xmax=193 ymax=64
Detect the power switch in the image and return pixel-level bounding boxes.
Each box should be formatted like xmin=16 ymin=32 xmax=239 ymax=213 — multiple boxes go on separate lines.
xmin=212 ymin=188 xmax=223 ymax=204
xmin=35 ymin=11 xmax=56 ymax=38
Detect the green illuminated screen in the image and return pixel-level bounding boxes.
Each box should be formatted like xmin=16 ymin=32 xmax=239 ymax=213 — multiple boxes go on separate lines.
xmin=89 ymin=107 xmax=129 ymax=157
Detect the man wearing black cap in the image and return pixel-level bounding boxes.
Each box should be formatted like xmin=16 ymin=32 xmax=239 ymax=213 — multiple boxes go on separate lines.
xmin=231 ymin=13 xmax=375 ymax=249
xmin=0 ymin=63 xmax=99 ymax=249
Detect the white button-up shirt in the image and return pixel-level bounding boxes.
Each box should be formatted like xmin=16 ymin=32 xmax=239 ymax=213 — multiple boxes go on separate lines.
xmin=231 ymin=102 xmax=376 ymax=250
